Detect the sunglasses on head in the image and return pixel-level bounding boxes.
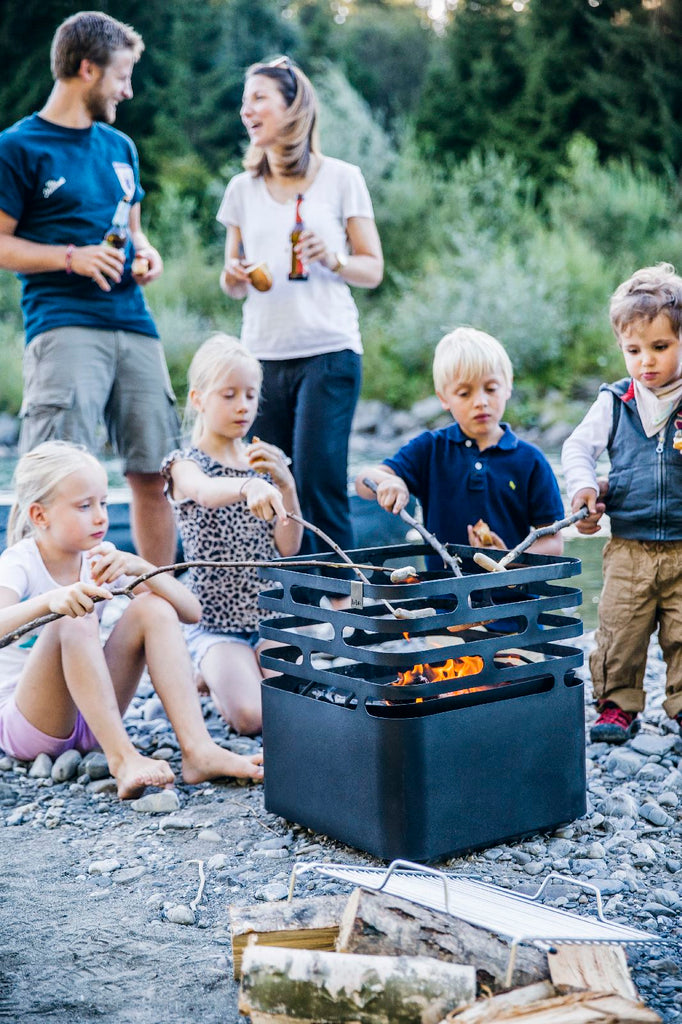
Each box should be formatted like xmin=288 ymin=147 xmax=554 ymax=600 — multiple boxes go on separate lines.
xmin=261 ymin=55 xmax=297 ymax=95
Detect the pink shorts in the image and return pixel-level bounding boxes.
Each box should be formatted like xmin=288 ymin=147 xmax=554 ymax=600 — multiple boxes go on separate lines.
xmin=0 ymin=695 xmax=99 ymax=762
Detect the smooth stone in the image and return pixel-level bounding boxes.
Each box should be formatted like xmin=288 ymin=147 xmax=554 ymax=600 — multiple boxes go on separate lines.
xmin=88 ymin=858 xmax=121 ymax=875
xmin=131 ymin=790 xmax=180 ymax=814
xmin=630 ymin=733 xmax=677 ymax=756
xmin=631 ymin=842 xmax=657 ymax=867
xmin=639 ymin=803 xmax=674 ymax=827
xmin=256 ymin=883 xmax=289 ymax=902
xmin=165 ymin=904 xmax=195 ymax=925
xmin=0 ymin=756 xmax=13 ymax=771
xmin=207 ymin=853 xmax=228 ymax=871
xmin=158 ymin=816 xmax=194 ymax=830
xmin=89 ymin=778 xmax=118 ymax=795
xmin=151 ymin=747 xmax=175 ymax=760
xmin=637 ymin=763 xmax=669 ymax=782
xmin=666 ymin=859 xmax=681 ymax=873
xmin=604 ymin=749 xmax=646 ymax=776
xmin=197 ymin=828 xmax=222 ymax=843
xmin=51 ymin=749 xmax=82 ymax=783
xmin=257 ymin=834 xmax=293 ymax=850
xmin=28 ymin=753 xmax=53 ymax=779
xmin=598 ymin=791 xmax=639 ymax=818
xmin=83 ymin=752 xmax=110 ymax=780
xmin=113 ymin=866 xmax=146 ymax=884
xmin=142 ymin=697 xmax=166 ymax=722
xmin=590 ymin=878 xmax=626 ymax=895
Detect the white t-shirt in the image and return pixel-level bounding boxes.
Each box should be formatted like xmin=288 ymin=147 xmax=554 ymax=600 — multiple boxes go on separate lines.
xmin=216 ymin=157 xmax=375 ymax=359
xmin=0 ymin=538 xmax=121 ymax=708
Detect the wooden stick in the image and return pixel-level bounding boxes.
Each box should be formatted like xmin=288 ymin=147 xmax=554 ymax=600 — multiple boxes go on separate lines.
xmin=362 ymin=478 xmax=463 ymax=576
xmin=473 ymin=507 xmax=590 ymax=573
xmin=0 ymin=552 xmax=408 ymax=650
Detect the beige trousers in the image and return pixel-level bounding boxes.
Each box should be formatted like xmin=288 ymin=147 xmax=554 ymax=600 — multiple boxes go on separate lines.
xmin=590 ymin=536 xmax=682 ymax=718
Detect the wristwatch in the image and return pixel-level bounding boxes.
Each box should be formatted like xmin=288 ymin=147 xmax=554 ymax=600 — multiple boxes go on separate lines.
xmin=330 ymin=251 xmax=348 ymax=274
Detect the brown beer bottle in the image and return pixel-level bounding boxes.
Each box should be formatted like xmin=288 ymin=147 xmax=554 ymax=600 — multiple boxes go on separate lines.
xmin=288 ymin=193 xmax=308 ymax=281
xmin=103 ymin=199 xmax=131 ymax=249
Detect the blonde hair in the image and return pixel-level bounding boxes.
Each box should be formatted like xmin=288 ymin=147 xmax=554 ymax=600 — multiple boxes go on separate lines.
xmin=186 ymin=334 xmax=263 ymax=443
xmin=610 ymin=262 xmax=682 ymax=340
xmin=243 ymin=58 xmax=320 ymax=179
xmin=8 ymin=441 xmax=103 ymax=546
xmin=432 ymin=327 xmax=514 ymax=395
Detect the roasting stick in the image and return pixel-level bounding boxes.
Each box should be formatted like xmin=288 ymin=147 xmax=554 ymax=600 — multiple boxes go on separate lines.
xmin=0 ymin=557 xmax=413 ymax=651
xmin=362 ymin=479 xmax=463 ymax=577
xmin=473 ymin=507 xmax=590 ymax=573
xmin=0 ymin=512 xmax=427 ymax=649
xmin=287 ymin=511 xmax=435 ymax=619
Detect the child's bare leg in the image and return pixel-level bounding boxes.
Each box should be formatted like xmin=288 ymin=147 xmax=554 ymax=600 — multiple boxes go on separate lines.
xmin=14 ymin=615 xmax=174 ymax=799
xmin=200 ymin=641 xmax=263 ymax=736
xmin=107 ymin=594 xmax=263 ymax=782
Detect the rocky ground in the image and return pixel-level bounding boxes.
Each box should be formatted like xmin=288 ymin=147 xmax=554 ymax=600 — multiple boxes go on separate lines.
xmin=1 ymin=618 xmax=681 ymax=1024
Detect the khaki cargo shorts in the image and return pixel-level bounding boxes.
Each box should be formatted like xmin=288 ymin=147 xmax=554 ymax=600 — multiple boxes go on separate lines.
xmin=19 ymin=326 xmax=181 ymax=475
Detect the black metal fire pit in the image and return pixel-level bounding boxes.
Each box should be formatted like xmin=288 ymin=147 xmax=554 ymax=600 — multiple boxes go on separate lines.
xmin=258 ymin=542 xmax=586 ymax=862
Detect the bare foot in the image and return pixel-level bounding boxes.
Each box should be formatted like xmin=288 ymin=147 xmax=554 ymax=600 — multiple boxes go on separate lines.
xmin=115 ymin=752 xmax=175 ymax=799
xmin=182 ymin=742 xmax=264 ymax=784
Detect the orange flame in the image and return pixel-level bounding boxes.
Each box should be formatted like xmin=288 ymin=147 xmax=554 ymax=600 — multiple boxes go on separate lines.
xmin=395 ymin=654 xmax=484 ymax=687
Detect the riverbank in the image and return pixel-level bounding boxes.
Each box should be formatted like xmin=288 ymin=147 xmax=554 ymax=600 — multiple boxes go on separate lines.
xmin=1 ymin=621 xmax=681 ymax=1023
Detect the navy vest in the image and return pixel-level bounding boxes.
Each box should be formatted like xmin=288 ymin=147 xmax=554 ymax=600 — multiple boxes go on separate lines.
xmin=603 ymin=378 xmax=682 ymax=541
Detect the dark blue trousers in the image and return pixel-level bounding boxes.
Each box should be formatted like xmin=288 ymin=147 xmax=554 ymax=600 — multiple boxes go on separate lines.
xmin=253 ymin=349 xmax=362 ymax=557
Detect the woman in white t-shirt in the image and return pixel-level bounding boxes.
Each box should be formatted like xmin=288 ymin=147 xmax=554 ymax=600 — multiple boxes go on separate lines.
xmin=217 ymin=56 xmax=383 ymax=576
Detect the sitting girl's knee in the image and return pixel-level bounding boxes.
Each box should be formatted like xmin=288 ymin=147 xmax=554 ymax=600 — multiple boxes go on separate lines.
xmin=128 ymin=591 xmax=180 ymax=628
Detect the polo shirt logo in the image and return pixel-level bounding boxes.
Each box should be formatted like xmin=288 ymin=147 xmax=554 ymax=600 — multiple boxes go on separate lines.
xmin=509 ymin=480 xmax=516 ymax=490
xmin=42 ymin=176 xmax=65 ymax=199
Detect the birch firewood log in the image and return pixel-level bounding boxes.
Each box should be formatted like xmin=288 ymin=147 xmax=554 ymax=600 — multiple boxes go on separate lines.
xmin=238 ymin=946 xmax=476 ymax=1024
xmin=336 ymin=887 xmax=548 ymax=992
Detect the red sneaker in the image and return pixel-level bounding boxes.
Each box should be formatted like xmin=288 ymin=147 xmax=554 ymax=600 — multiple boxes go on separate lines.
xmin=590 ymin=702 xmax=639 ymax=745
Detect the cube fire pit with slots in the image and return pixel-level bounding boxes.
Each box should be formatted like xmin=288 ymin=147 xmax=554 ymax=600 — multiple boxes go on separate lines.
xmin=257 ymin=541 xmax=586 ymax=862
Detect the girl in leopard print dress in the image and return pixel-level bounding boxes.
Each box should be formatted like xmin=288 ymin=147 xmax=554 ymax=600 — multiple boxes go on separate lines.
xmin=162 ymin=335 xmax=302 ymax=735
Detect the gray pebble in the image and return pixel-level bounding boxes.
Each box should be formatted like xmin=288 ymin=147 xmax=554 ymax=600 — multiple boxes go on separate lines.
xmin=131 ymin=790 xmax=180 ymax=814
xmin=83 ymin=752 xmax=110 ymax=780
xmin=158 ymin=815 xmax=194 ymax=830
xmin=51 ymin=749 xmax=82 ymax=783
xmin=630 ymin=733 xmax=678 ymax=756
xmin=0 ymin=756 xmax=13 ymax=772
xmin=113 ymin=866 xmax=146 ymax=884
xmin=29 ymin=753 xmax=53 ymax=779
xmin=165 ymin=904 xmax=195 ymax=925
xmin=255 ymin=883 xmax=289 ymax=902
xmin=88 ymin=858 xmax=121 ymax=875
xmin=207 ymin=853 xmax=228 ymax=870
xmin=639 ymin=802 xmax=674 ymax=827
xmin=197 ymin=828 xmax=222 ymax=843
xmin=89 ymin=778 xmax=118 ymax=796
xmin=142 ymin=697 xmax=166 ymax=722
xmin=605 ymin=749 xmax=646 ymax=777
xmin=151 ymin=747 xmax=175 ymax=760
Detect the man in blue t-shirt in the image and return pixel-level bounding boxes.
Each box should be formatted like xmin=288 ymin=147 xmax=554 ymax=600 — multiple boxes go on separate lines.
xmin=356 ymin=327 xmax=565 ymax=563
xmin=0 ymin=11 xmax=180 ymax=566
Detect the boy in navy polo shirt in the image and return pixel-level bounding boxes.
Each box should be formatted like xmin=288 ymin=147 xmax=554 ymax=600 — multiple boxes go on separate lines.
xmin=356 ymin=327 xmax=565 ymax=562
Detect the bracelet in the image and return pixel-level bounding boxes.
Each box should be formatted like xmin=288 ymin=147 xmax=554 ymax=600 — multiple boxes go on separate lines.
xmin=238 ymin=477 xmax=251 ymax=497
xmin=65 ymin=244 xmax=75 ymax=275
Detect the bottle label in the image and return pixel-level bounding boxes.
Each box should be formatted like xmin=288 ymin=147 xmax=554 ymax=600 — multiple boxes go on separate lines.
xmin=112 ymin=200 xmax=131 ymax=227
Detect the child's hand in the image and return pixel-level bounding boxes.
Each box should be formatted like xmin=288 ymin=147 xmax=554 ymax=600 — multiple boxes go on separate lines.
xmin=376 ymin=477 xmax=410 ymax=514
xmin=87 ymin=542 xmax=148 ymax=584
xmin=246 ymin=439 xmax=294 ymax=490
xmin=241 ymin=476 xmax=288 ymax=522
xmin=467 ymin=524 xmax=506 ymax=550
xmin=48 ymin=581 xmax=112 ymax=617
xmin=571 ymin=487 xmax=605 ymax=535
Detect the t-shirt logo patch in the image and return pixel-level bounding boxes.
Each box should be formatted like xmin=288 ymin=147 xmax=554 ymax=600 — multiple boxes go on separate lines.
xmin=42 ymin=176 xmax=65 ymax=199
xmin=112 ymin=162 xmax=135 ymax=200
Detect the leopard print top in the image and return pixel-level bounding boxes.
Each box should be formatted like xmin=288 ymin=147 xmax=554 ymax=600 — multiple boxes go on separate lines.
xmin=161 ymin=447 xmax=279 ymax=632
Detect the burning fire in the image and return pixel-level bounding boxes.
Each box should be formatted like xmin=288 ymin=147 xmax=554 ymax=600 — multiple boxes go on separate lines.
xmin=394 ymin=654 xmax=484 ymax=687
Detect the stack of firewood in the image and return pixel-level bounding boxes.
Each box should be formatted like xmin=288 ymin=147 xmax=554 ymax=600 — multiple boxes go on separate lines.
xmin=231 ymin=887 xmax=661 ymax=1023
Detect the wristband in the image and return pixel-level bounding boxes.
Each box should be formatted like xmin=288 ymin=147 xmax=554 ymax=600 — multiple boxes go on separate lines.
xmin=238 ymin=477 xmax=251 ymax=497
xmin=65 ymin=244 xmax=75 ymax=275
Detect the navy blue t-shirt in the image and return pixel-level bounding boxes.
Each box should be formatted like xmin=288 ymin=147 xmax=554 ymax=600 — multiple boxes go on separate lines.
xmin=384 ymin=422 xmax=564 ymax=550
xmin=0 ymin=113 xmax=158 ymax=342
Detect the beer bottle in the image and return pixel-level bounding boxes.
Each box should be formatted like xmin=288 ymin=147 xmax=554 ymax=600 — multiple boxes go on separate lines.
xmin=288 ymin=193 xmax=308 ymax=281
xmin=103 ymin=199 xmax=131 ymax=249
